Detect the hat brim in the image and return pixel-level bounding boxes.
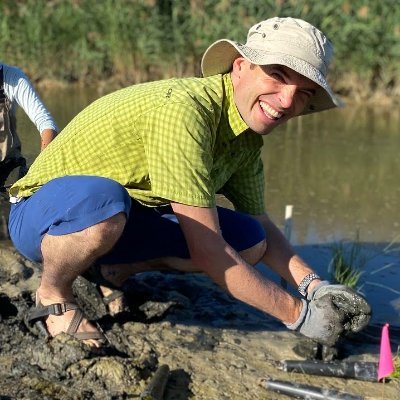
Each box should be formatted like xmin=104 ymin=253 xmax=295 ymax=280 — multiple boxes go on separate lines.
xmin=201 ymin=39 xmax=344 ymax=115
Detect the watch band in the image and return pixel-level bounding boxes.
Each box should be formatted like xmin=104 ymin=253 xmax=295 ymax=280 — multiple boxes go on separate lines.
xmin=298 ymin=273 xmax=320 ymax=296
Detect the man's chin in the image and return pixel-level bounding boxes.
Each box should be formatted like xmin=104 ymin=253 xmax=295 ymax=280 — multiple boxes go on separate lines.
xmin=252 ymin=124 xmax=277 ymax=136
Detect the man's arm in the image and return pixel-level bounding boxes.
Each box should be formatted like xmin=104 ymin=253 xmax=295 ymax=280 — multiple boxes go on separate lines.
xmin=171 ymin=204 xmax=371 ymax=346
xmin=171 ymin=202 xmax=302 ymax=325
xmin=253 ymin=213 xmax=321 ymax=294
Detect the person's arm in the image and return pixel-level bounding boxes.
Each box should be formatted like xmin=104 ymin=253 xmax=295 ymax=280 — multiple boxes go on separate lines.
xmin=5 ymin=66 xmax=59 ymax=141
xmin=253 ymin=213 xmax=322 ymax=294
xmin=40 ymin=128 xmax=57 ymax=151
xmin=171 ymin=202 xmax=303 ymax=325
xmin=172 ymin=205 xmax=371 ymax=346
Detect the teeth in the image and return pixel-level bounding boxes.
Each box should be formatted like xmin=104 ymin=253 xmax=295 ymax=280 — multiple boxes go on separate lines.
xmin=260 ymin=101 xmax=282 ymax=119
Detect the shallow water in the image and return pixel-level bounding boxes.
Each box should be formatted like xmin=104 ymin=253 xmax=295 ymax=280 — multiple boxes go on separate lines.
xmin=1 ymin=87 xmax=399 ymax=326
xmin=262 ymin=107 xmax=400 ymax=246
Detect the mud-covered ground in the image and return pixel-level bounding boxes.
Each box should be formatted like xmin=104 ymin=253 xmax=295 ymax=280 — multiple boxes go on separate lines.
xmin=0 ymin=241 xmax=399 ymax=400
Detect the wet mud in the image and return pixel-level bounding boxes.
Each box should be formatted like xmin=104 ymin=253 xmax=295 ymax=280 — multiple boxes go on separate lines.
xmin=0 ymin=242 xmax=399 ymax=399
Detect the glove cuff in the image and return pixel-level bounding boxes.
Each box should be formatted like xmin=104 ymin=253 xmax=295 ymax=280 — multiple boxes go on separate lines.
xmin=285 ymin=298 xmax=308 ymax=331
xmin=307 ymin=280 xmax=330 ymax=300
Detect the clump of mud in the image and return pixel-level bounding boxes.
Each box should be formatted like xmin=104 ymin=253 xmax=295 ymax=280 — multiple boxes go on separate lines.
xmin=1 ymin=242 xmax=399 ymax=400
xmin=0 ymin=243 xmax=182 ymax=399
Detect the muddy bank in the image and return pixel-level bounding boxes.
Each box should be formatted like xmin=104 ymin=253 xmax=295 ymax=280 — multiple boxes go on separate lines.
xmin=0 ymin=242 xmax=399 ymax=399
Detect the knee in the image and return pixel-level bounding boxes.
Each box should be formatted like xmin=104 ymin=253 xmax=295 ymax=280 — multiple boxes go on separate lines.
xmin=227 ymin=213 xmax=266 ymax=265
xmin=239 ymin=238 xmax=267 ymax=266
xmin=86 ymin=212 xmax=126 ymax=253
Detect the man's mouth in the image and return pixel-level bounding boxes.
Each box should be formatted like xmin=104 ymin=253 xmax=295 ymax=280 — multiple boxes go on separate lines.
xmin=259 ymin=101 xmax=283 ymax=120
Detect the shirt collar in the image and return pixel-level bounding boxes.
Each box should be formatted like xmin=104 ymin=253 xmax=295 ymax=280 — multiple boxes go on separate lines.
xmin=222 ymin=73 xmax=249 ymax=138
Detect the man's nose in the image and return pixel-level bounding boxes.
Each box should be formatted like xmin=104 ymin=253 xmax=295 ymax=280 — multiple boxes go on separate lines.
xmin=278 ymin=85 xmax=297 ymax=109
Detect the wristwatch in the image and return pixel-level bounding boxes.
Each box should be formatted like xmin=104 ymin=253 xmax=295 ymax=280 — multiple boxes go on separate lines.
xmin=298 ymin=273 xmax=320 ymax=296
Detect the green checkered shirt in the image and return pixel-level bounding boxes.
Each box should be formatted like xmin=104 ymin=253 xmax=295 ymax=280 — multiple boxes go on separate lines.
xmin=11 ymin=74 xmax=265 ymax=214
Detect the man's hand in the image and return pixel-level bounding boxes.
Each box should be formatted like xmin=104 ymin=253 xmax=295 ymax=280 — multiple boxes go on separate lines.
xmin=309 ymin=282 xmax=371 ymax=332
xmin=286 ymin=281 xmax=371 ymax=346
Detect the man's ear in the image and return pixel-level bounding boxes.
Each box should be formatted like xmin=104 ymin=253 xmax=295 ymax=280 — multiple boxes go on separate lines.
xmin=231 ymin=57 xmax=247 ymax=84
xmin=232 ymin=57 xmax=246 ymax=75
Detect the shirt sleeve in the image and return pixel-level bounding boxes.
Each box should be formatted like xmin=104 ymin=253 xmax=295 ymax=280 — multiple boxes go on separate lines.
xmin=221 ymin=147 xmax=266 ymax=215
xmin=3 ymin=65 xmax=59 ymax=134
xmin=142 ymin=101 xmax=217 ymax=207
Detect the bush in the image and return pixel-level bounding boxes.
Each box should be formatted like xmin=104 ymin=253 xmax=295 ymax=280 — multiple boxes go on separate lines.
xmin=1 ymin=0 xmax=399 ymax=100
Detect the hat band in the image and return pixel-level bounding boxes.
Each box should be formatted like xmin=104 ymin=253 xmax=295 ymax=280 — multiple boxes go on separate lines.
xmin=243 ymin=38 xmax=328 ymax=76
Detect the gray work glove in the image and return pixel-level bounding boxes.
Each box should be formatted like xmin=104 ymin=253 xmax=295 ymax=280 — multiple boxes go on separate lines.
xmin=286 ymin=281 xmax=372 ymax=346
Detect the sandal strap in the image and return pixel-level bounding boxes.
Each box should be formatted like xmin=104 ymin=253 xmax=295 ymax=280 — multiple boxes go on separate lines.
xmin=81 ymin=265 xmax=126 ymax=313
xmin=66 ymin=308 xmax=107 ymax=342
xmin=27 ymin=302 xmax=78 ymax=323
xmin=27 ymin=300 xmax=107 ymax=344
xmin=66 ymin=307 xmax=84 ymax=335
xmin=73 ymin=331 xmax=107 ymax=341
xmin=102 ymin=289 xmax=124 ymax=305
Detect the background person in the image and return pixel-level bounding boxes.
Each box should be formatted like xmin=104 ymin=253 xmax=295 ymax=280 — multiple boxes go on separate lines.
xmin=0 ymin=62 xmax=58 ymax=190
xmin=8 ymin=17 xmax=370 ymax=348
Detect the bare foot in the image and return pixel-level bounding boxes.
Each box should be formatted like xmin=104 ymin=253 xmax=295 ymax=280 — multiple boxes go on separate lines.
xmin=99 ymin=264 xmax=128 ymax=287
xmin=98 ymin=285 xmax=125 ymax=316
xmin=36 ymin=291 xmax=105 ymax=348
xmin=96 ymin=265 xmax=128 ymax=316
xmin=97 ymin=259 xmax=198 ymax=315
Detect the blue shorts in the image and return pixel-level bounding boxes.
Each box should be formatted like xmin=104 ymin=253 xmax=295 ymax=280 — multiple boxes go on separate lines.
xmin=9 ymin=176 xmax=266 ymax=264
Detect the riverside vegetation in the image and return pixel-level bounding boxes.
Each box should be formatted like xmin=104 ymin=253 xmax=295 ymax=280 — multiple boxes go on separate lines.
xmin=1 ymin=0 xmax=400 ymax=103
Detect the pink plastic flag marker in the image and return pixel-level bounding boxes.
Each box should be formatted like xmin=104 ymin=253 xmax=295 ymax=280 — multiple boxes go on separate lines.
xmin=378 ymin=323 xmax=394 ymax=381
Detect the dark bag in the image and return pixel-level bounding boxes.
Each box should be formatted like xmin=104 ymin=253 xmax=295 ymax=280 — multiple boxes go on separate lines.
xmin=0 ymin=65 xmax=25 ymax=188
xmin=0 ymin=66 xmax=11 ymax=162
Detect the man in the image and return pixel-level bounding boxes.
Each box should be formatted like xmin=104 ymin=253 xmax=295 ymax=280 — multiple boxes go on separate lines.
xmin=0 ymin=62 xmax=58 ymax=189
xmin=8 ymin=17 xmax=371 ymax=348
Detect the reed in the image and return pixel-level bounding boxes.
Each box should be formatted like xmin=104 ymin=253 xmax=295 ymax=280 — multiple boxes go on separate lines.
xmin=328 ymin=238 xmax=365 ymax=288
xmin=391 ymin=350 xmax=400 ymax=379
xmin=1 ymin=0 xmax=399 ymax=100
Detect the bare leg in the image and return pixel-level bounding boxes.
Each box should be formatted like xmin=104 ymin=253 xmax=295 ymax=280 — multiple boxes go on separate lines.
xmin=37 ymin=212 xmax=126 ymax=347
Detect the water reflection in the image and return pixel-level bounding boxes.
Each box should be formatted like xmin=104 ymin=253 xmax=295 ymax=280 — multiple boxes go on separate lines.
xmin=262 ymin=106 xmax=400 ymax=245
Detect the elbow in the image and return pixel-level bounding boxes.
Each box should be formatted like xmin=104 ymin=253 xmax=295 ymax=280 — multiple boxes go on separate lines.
xmin=189 ymin=236 xmax=228 ymax=273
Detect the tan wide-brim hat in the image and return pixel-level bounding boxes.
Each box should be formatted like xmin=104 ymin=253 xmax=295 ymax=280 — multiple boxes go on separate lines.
xmin=201 ymin=17 xmax=344 ymax=115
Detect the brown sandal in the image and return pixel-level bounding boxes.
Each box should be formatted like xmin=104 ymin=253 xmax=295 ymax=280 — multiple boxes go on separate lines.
xmin=82 ymin=264 xmax=125 ymax=315
xmin=25 ymin=300 xmax=107 ymax=343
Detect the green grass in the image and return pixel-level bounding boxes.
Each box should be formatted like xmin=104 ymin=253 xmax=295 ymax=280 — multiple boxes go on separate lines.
xmin=0 ymin=0 xmax=399 ymax=101
xmin=328 ymin=238 xmax=366 ymax=288
xmin=391 ymin=351 xmax=400 ymax=379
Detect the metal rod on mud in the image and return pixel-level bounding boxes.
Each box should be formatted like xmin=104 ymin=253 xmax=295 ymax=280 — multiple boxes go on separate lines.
xmin=279 ymin=359 xmax=378 ymax=382
xmin=260 ymin=377 xmax=363 ymax=399
xmin=140 ymin=364 xmax=170 ymax=400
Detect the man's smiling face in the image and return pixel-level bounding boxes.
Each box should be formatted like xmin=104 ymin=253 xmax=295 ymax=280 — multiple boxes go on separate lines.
xmin=231 ymin=59 xmax=318 ymax=135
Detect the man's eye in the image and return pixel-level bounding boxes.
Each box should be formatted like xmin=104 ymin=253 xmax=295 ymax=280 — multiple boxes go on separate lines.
xmin=271 ymin=72 xmax=285 ymax=82
xmin=300 ymin=89 xmax=314 ymax=98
